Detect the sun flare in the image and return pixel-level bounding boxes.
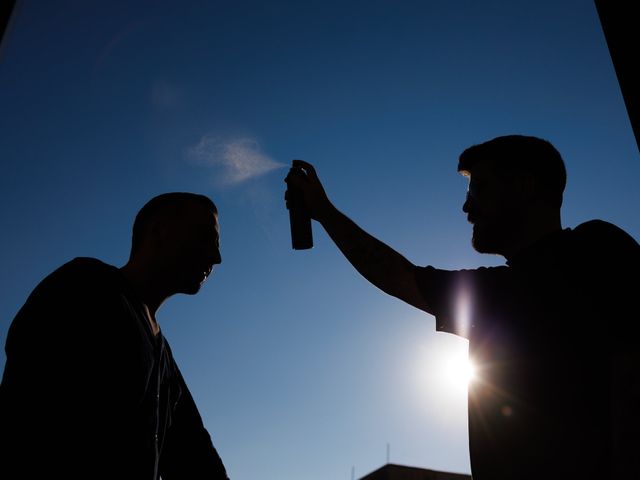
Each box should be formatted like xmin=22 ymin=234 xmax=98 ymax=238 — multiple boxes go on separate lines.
xmin=415 ymin=338 xmax=477 ymax=397
xmin=444 ymin=354 xmax=476 ymax=390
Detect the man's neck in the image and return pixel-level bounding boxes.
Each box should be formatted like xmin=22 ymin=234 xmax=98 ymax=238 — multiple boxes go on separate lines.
xmin=504 ymin=214 xmax=562 ymax=262
xmin=119 ymin=261 xmax=168 ymax=334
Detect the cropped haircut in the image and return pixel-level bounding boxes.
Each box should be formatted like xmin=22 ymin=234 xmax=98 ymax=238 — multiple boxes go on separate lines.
xmin=130 ymin=192 xmax=217 ymax=256
xmin=458 ymin=135 xmax=567 ymax=208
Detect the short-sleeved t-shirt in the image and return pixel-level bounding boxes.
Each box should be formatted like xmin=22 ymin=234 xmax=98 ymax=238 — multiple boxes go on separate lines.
xmin=415 ymin=220 xmax=639 ymax=480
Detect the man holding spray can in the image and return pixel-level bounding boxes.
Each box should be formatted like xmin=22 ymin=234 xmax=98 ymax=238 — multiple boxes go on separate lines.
xmin=284 ymin=135 xmax=640 ymax=480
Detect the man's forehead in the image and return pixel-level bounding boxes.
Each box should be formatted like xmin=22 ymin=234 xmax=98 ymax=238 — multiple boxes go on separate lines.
xmin=177 ymin=202 xmax=217 ymax=224
xmin=466 ymin=164 xmax=500 ymax=182
xmin=198 ymin=209 xmax=219 ymax=226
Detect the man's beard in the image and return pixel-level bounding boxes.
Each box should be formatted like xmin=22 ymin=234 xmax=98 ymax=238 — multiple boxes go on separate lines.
xmin=175 ymin=266 xmax=208 ymax=295
xmin=471 ymin=223 xmax=510 ymax=255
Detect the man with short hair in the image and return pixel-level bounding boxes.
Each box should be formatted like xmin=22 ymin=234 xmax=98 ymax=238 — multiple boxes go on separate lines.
xmin=0 ymin=192 xmax=229 ymax=479
xmin=285 ymin=135 xmax=639 ymax=479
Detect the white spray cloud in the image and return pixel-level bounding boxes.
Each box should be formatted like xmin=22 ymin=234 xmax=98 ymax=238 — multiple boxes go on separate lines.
xmin=187 ymin=134 xmax=285 ymax=186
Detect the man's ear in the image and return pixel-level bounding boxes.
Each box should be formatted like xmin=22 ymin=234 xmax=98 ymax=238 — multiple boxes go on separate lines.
xmin=147 ymin=217 xmax=169 ymax=250
xmin=518 ymin=172 xmax=537 ymax=202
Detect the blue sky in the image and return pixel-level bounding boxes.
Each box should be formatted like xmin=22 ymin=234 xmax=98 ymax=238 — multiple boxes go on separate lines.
xmin=1 ymin=1 xmax=639 ymax=479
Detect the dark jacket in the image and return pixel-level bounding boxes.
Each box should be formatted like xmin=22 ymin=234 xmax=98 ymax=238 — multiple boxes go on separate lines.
xmin=0 ymin=257 xmax=229 ymax=479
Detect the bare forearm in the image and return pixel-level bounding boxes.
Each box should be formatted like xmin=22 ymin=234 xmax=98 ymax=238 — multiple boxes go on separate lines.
xmin=319 ymin=202 xmax=422 ymax=306
xmin=285 ymin=159 xmax=428 ymax=311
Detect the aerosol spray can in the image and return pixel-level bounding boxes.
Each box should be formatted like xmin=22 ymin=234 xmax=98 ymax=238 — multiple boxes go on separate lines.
xmin=285 ymin=166 xmax=313 ymax=250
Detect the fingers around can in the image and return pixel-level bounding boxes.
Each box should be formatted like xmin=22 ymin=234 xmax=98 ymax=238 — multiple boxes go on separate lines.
xmin=292 ymin=159 xmax=318 ymax=180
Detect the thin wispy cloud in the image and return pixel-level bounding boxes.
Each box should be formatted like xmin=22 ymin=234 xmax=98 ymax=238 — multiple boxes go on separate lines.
xmin=187 ymin=134 xmax=285 ymax=186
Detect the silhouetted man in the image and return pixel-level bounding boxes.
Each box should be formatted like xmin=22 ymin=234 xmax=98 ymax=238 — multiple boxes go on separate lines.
xmin=0 ymin=192 xmax=229 ymax=479
xmin=285 ymin=135 xmax=639 ymax=480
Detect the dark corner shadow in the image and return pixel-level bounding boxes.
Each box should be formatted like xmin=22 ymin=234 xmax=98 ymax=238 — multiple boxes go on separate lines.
xmin=0 ymin=0 xmax=21 ymax=62
xmin=595 ymin=1 xmax=640 ymax=155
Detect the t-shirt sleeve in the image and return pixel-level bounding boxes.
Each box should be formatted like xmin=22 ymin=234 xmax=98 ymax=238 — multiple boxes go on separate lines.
xmin=414 ymin=265 xmax=506 ymax=338
xmin=414 ymin=265 xmax=465 ymax=336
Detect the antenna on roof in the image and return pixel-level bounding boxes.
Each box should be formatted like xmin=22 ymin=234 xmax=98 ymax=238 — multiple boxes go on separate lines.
xmin=386 ymin=443 xmax=390 ymax=464
xmin=351 ymin=465 xmax=355 ymax=480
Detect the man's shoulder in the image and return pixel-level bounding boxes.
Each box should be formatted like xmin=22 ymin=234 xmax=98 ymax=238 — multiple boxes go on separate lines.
xmin=568 ymin=220 xmax=640 ymax=273
xmin=8 ymin=259 xmax=125 ymax=344
xmin=574 ymin=219 xmax=635 ymax=236
xmin=56 ymin=256 xmax=118 ymax=275
xmin=36 ymin=257 xmax=120 ymax=294
xmin=572 ymin=219 xmax=639 ymax=251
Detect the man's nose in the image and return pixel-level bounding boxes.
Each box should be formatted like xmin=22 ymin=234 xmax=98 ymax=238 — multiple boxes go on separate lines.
xmin=210 ymin=245 xmax=222 ymax=265
xmin=462 ymin=192 xmax=472 ymax=213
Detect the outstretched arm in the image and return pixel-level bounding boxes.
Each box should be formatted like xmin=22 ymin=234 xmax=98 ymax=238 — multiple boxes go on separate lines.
xmin=285 ymin=159 xmax=430 ymax=313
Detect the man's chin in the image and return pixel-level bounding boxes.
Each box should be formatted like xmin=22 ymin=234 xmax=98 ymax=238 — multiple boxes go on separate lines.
xmin=471 ymin=231 xmax=501 ymax=255
xmin=178 ymin=278 xmax=206 ymax=295
xmin=471 ymin=238 xmax=488 ymax=254
xmin=471 ymin=231 xmax=504 ymax=255
xmin=183 ymin=285 xmax=202 ymax=295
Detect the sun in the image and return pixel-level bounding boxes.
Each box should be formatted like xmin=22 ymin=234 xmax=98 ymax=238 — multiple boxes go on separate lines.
xmin=413 ymin=336 xmax=477 ymax=407
xmin=443 ymin=352 xmax=476 ymax=391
